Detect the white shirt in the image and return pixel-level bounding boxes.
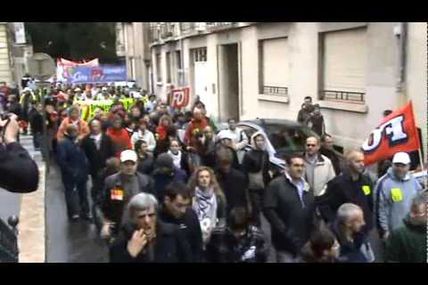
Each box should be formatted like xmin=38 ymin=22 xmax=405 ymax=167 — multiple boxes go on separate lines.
xmin=131 ymin=129 xmax=156 ymax=152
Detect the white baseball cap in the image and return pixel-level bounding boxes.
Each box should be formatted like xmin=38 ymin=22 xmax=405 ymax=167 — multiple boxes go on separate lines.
xmin=120 ymin=150 xmax=138 ymax=163
xmin=392 ymin=152 xmax=411 ymax=165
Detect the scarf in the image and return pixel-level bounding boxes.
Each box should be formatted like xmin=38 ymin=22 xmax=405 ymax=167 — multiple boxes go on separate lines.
xmin=167 ymin=150 xmax=182 ymax=169
xmin=193 ymin=186 xmax=218 ymax=237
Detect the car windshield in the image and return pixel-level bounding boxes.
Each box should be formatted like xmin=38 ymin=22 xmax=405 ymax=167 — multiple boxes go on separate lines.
xmin=263 ymin=123 xmax=318 ymax=154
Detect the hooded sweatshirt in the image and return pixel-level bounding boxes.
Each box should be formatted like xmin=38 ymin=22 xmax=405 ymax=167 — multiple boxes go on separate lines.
xmin=375 ymin=167 xmax=423 ymax=234
xmin=242 ymin=131 xmax=271 ymax=189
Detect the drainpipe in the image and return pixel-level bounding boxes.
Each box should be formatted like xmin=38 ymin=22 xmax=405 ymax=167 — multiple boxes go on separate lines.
xmin=396 ymin=22 xmax=407 ymax=101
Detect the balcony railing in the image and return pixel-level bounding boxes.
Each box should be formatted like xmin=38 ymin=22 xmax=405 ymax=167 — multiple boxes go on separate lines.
xmin=150 ymin=22 xmax=242 ymax=43
xmin=320 ymin=90 xmax=365 ymax=103
xmin=262 ymin=85 xmax=288 ymax=97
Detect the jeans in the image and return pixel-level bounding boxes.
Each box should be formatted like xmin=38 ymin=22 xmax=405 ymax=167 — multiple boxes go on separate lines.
xmin=62 ymin=178 xmax=90 ymax=218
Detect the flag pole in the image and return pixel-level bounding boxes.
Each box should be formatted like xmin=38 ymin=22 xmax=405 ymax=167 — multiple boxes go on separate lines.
xmin=418 ymin=148 xmax=427 ymax=189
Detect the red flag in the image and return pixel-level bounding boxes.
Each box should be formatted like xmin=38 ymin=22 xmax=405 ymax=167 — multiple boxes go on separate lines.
xmin=362 ymin=101 xmax=420 ymax=165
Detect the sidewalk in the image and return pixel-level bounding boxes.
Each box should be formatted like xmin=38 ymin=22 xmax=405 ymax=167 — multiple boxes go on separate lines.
xmin=17 ymin=134 xmax=46 ymax=263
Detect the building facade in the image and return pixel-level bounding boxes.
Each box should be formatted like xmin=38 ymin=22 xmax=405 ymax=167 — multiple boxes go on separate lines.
xmin=0 ymin=23 xmax=13 ymax=85
xmin=0 ymin=22 xmax=33 ymax=89
xmin=149 ymin=22 xmax=427 ymax=154
xmin=116 ymin=22 xmax=151 ymax=91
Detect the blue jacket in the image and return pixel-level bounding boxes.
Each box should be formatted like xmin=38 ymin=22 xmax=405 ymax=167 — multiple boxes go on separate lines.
xmin=57 ymin=136 xmax=89 ymax=183
xmin=375 ymin=167 xmax=423 ymax=235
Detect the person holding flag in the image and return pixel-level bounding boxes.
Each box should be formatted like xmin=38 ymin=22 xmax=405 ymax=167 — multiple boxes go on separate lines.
xmin=362 ymin=101 xmax=423 ymax=173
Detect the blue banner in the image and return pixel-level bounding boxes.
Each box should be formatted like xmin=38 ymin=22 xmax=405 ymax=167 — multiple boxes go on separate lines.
xmin=65 ymin=65 xmax=127 ymax=83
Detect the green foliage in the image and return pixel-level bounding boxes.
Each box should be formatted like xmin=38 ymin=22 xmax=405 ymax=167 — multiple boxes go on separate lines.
xmin=26 ymin=22 xmax=118 ymax=63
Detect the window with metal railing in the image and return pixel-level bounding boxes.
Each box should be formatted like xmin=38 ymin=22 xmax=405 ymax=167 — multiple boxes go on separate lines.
xmin=262 ymin=86 xmax=289 ymax=97
xmin=319 ymin=90 xmax=365 ymax=103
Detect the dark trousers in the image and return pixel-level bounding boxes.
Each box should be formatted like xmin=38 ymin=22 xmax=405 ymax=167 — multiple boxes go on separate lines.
xmin=33 ymin=132 xmax=41 ymax=149
xmin=249 ymin=188 xmax=264 ymax=227
xmin=90 ymin=173 xmax=103 ymax=230
xmin=62 ymin=178 xmax=90 ymax=219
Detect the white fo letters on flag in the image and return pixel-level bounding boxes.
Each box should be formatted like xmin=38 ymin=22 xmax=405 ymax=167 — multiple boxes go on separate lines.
xmin=362 ymin=115 xmax=408 ymax=153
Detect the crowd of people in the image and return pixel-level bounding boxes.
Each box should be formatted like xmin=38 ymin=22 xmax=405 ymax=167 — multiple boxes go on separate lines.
xmin=1 ymin=80 xmax=426 ymax=263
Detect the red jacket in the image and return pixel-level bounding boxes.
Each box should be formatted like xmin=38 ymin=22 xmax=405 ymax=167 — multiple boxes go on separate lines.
xmin=106 ymin=127 xmax=132 ymax=156
xmin=184 ymin=118 xmax=208 ymax=146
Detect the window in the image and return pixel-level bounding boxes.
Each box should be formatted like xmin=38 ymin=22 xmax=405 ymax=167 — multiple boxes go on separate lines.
xmin=176 ymin=50 xmax=182 ymax=85
xmin=259 ymin=38 xmax=289 ymax=97
xmin=166 ymin=51 xmax=171 ymax=83
xmin=264 ymin=124 xmax=316 ymax=154
xmin=320 ymin=28 xmax=367 ymax=103
xmin=176 ymin=50 xmax=182 ymax=69
xmin=156 ymin=53 xmax=162 ymax=82
xmin=192 ymin=47 xmax=207 ymax=62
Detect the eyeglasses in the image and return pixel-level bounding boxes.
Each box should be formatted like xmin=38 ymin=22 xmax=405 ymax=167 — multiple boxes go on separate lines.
xmin=306 ymin=144 xmax=317 ymax=147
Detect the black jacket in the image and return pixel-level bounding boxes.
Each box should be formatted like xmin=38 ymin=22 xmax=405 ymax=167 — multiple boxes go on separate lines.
xmin=203 ymin=144 xmax=241 ymax=171
xmin=137 ymin=154 xmax=154 ymax=175
xmin=0 ymin=142 xmax=39 ymax=193
xmin=320 ymin=147 xmax=342 ymax=175
xmin=109 ymin=221 xmax=192 ymax=263
xmin=215 ymin=167 xmax=250 ymax=216
xmin=6 ymin=102 xmax=22 ymax=119
xmin=242 ymin=149 xmax=271 ymax=189
xmin=206 ymin=225 xmax=268 ymax=263
xmin=159 ymin=207 xmax=204 ymax=262
xmin=29 ymin=112 xmax=44 ymax=134
xmin=263 ymin=175 xmax=316 ymax=255
xmin=81 ymin=134 xmax=115 ymax=177
xmin=317 ymin=172 xmax=374 ymax=234
xmin=101 ymin=172 xmax=154 ymax=227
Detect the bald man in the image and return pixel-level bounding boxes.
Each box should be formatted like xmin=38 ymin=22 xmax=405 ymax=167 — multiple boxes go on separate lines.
xmin=317 ymin=149 xmax=374 ymax=237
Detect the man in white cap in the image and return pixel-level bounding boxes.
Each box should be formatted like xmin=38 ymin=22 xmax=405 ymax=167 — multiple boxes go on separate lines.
xmin=99 ymin=149 xmax=154 ymax=243
xmin=374 ymin=151 xmax=423 ymax=242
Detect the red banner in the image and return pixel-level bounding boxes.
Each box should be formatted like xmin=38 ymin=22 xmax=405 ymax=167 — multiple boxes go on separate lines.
xmin=362 ymin=101 xmax=420 ymax=165
xmin=170 ymin=87 xmax=190 ymax=109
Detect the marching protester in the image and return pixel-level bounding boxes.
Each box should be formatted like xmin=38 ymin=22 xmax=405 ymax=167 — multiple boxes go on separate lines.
xmin=18 ymin=76 xmax=426 ymax=265
xmin=206 ymin=207 xmax=268 ymax=263
xmin=303 ymin=136 xmax=336 ymax=197
xmin=56 ymin=124 xmax=91 ymax=221
xmin=106 ymin=115 xmax=132 ymax=156
xmin=159 ymin=181 xmax=204 ymax=262
xmin=109 ymin=192 xmax=192 ymax=262
xmin=320 ymin=134 xmax=342 ymax=175
xmin=188 ymin=166 xmax=227 ymax=247
xmin=263 ymin=154 xmax=317 ymax=263
xmin=242 ymin=131 xmax=271 ymax=227
xmin=99 ymin=150 xmax=154 ymax=242
xmin=56 ymin=105 xmax=90 ymax=142
xmin=384 ymin=193 xmax=427 ymax=263
xmin=135 ymin=139 xmax=155 ymax=175
xmin=131 ymin=118 xmax=156 ymax=152
xmin=375 ymin=152 xmax=423 ymax=242
xmin=81 ymin=118 xmax=115 ymax=206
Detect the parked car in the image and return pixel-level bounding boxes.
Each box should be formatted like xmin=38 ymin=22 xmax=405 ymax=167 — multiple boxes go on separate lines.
xmin=237 ymin=118 xmax=344 ymax=174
